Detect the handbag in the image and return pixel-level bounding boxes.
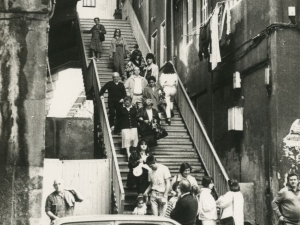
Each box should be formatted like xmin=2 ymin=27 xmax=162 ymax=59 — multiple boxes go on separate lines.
xmin=99 ymin=33 xmax=105 ymax=42
xmin=154 ymin=123 xmax=168 ymax=140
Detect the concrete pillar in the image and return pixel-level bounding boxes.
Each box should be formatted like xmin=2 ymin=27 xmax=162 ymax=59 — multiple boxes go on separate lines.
xmin=0 ymin=1 xmax=50 ymax=224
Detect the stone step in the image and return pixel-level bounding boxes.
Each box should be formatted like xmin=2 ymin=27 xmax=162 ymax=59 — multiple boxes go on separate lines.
xmin=80 ymin=21 xmax=132 ymax=26
xmin=121 ymin=173 xmax=205 ymax=183
xmin=117 ymin=155 xmax=199 ymax=162
xmin=114 ymin=146 xmax=193 ymax=153
xmin=119 ymin=167 xmax=202 ymax=174
xmin=112 ymin=135 xmax=190 ymax=142
xmin=118 ymin=164 xmax=203 ymax=171
xmin=115 ymin=146 xmax=195 ymax=154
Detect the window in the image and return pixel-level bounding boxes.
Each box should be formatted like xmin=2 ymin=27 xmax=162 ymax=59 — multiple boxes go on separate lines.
xmin=201 ymin=0 xmax=208 ymax=23
xmin=82 ymin=0 xmax=96 ymax=7
xmin=160 ymin=21 xmax=167 ymax=67
xmin=151 ymin=30 xmax=158 ymax=60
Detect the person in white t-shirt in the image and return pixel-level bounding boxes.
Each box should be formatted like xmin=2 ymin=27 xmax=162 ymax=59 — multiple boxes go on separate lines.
xmin=144 ymin=155 xmax=171 ymax=216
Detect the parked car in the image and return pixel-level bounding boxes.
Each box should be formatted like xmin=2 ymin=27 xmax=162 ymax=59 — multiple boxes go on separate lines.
xmin=52 ymin=215 xmax=181 ymax=225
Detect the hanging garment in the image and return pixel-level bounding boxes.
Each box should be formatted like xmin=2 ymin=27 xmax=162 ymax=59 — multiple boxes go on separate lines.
xmin=210 ymin=5 xmax=222 ymax=70
xmin=198 ymin=21 xmax=211 ymax=61
xmin=226 ymin=1 xmax=231 ymax=35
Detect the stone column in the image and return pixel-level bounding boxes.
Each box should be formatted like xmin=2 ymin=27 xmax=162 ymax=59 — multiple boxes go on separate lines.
xmin=0 ymin=1 xmax=50 ymax=224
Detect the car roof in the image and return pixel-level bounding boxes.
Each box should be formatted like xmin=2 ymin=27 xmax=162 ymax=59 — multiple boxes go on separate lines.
xmin=54 ymin=215 xmax=181 ymax=225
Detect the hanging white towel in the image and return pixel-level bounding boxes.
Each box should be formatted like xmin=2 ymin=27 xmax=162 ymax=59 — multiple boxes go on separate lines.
xmin=226 ymin=1 xmax=231 ymax=35
xmin=210 ymin=5 xmax=221 ymax=70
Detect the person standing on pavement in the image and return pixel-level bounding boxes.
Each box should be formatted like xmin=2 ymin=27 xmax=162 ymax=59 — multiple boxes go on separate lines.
xmin=99 ymin=72 xmax=126 ymax=134
xmin=272 ymin=173 xmax=300 ymax=225
xmin=144 ymin=155 xmax=171 ymax=216
xmin=217 ymin=179 xmax=244 ymax=225
xmin=198 ymin=176 xmax=217 ymax=225
xmin=45 ymin=178 xmax=84 ymax=223
xmin=170 ymin=180 xmax=199 ymax=225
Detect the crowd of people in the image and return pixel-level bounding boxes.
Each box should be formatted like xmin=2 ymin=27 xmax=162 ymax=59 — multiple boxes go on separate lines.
xmin=129 ymin=158 xmax=245 ymax=225
xmin=97 ymin=26 xmax=179 ymax=159
xmin=47 ymin=17 xmax=300 ymax=225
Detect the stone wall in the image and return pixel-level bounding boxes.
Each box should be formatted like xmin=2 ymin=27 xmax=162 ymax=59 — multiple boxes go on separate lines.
xmin=45 ymin=117 xmax=94 ymax=159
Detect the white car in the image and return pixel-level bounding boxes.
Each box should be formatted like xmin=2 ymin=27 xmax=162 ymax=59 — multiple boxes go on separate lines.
xmin=52 ymin=215 xmax=181 ymax=225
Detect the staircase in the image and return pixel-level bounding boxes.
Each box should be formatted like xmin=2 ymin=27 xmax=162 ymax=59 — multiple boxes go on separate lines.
xmin=80 ymin=18 xmax=206 ymax=214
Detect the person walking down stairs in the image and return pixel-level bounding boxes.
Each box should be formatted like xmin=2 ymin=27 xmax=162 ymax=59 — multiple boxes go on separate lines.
xmin=99 ymin=72 xmax=126 ymax=135
xmin=120 ymin=96 xmax=139 ymax=159
xmin=110 ymin=28 xmax=130 ymax=78
xmin=82 ymin=17 xmax=106 ymax=61
xmin=143 ymin=155 xmax=171 ymax=216
xmin=159 ymin=62 xmax=178 ymax=125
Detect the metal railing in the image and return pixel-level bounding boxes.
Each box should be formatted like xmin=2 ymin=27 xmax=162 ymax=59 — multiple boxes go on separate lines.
xmin=170 ymin=62 xmax=229 ymax=195
xmin=122 ymin=0 xmax=151 ymax=57
xmin=77 ymin=16 xmax=125 ymax=213
xmin=76 ymin=12 xmax=93 ymax=95
xmin=90 ymin=59 xmax=125 ymax=213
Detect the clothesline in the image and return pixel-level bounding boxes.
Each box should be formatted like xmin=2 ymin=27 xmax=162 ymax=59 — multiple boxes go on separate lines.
xmin=182 ymin=1 xmax=227 ymax=37
xmin=200 ymin=1 xmax=226 ymax=28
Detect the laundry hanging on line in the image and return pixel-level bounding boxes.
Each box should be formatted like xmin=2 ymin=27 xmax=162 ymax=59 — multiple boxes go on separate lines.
xmin=198 ymin=1 xmax=232 ymax=71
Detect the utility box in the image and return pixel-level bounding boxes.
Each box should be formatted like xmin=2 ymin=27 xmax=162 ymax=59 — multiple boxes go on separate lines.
xmin=233 ymin=71 xmax=241 ymax=89
xmin=228 ymin=106 xmax=243 ymax=131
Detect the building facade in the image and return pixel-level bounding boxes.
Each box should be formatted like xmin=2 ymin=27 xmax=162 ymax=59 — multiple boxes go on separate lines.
xmin=131 ymin=0 xmax=300 ymax=224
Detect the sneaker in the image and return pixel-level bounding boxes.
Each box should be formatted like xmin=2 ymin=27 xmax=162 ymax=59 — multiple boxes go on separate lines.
xmin=166 ymin=118 xmax=171 ymax=125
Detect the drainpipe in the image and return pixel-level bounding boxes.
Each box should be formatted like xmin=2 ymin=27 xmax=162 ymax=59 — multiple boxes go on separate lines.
xmin=211 ymin=71 xmax=215 ymax=145
xmin=170 ymin=0 xmax=175 ymax=63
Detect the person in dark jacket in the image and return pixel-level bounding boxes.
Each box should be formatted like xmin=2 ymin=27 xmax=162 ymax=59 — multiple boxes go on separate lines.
xmin=137 ymin=99 xmax=160 ymax=148
xmin=120 ymin=96 xmax=139 ymax=159
xmin=170 ymin=179 xmax=198 ymax=225
xmin=82 ymin=17 xmax=106 ymax=60
xmin=126 ymin=139 xmax=151 ymax=194
xmin=99 ymin=72 xmax=126 ymax=134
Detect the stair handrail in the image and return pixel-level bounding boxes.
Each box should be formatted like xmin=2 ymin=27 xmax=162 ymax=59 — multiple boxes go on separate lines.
xmin=162 ymin=61 xmax=229 ymax=196
xmin=90 ymin=59 xmax=125 ymax=213
xmin=77 ymin=16 xmax=125 ymax=213
xmin=76 ymin=12 xmax=92 ymax=94
xmin=121 ymin=0 xmax=151 ymax=56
